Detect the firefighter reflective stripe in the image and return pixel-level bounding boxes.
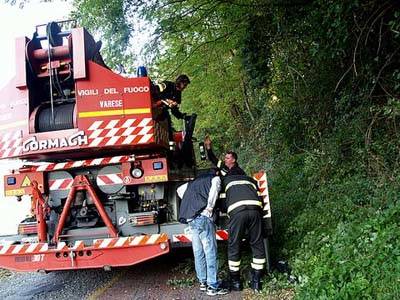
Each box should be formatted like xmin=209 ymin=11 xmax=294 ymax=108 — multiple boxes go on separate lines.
xmin=157 ymin=82 xmax=167 ymax=92
xmin=220 ymin=192 xmax=261 ymax=199
xmin=227 ymin=200 xmax=263 ymax=214
xmin=229 ymin=260 xmax=241 ymax=271
xmin=251 ymin=257 xmax=265 ymax=270
xmin=251 ymin=263 xmax=264 ymax=270
xmin=228 ymin=260 xmax=241 ymax=266
xmin=253 ymin=258 xmax=266 ymax=264
xmin=216 ymin=160 xmax=228 ymax=176
xmin=225 ymin=180 xmax=257 ymax=192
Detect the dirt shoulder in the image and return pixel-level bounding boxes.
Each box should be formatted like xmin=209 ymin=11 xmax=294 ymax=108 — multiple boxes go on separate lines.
xmin=90 ymin=249 xmax=294 ymax=300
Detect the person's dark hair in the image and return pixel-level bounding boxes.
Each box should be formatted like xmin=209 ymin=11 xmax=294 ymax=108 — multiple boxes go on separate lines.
xmin=176 ymin=74 xmax=190 ymax=85
xmin=226 ymin=151 xmax=238 ymax=161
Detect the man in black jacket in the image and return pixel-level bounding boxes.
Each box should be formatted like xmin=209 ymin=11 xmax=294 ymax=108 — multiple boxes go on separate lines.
xmin=203 ymin=135 xmax=266 ymax=292
xmin=203 ymin=135 xmax=246 ymax=176
xmin=177 ymin=171 xmax=228 ymax=296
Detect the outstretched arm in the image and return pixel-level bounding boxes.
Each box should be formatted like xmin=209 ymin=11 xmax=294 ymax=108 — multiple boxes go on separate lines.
xmin=204 ymin=135 xmax=219 ymax=166
xmin=204 ymin=135 xmax=230 ymax=176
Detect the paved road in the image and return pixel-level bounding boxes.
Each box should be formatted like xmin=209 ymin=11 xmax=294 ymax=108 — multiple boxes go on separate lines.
xmin=0 ymin=268 xmax=116 ymax=300
xmin=92 ymin=250 xmax=242 ymax=300
xmin=0 ymin=248 xmax=246 ymax=300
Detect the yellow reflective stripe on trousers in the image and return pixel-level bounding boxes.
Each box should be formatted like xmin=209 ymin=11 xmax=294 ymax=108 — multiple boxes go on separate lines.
xmin=225 ymin=180 xmax=257 ymax=192
xmin=229 ymin=266 xmax=240 ymax=271
xmin=228 ymin=260 xmax=241 ymax=267
xmin=253 ymin=258 xmax=266 ymax=264
xmin=251 ymin=263 xmax=264 ymax=270
xmin=227 ymin=200 xmax=263 ymax=214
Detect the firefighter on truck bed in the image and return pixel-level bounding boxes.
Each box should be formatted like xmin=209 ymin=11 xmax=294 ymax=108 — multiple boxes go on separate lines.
xmin=153 ymin=74 xmax=191 ymax=140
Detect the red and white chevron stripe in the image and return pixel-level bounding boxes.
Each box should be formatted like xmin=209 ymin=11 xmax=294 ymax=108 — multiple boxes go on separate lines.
xmin=94 ymin=234 xmax=167 ymax=248
xmin=0 ymin=233 xmax=168 ymax=255
xmin=254 ymin=171 xmax=271 ymax=218
xmin=97 ymin=173 xmax=123 ymax=186
xmin=87 ymin=118 xmax=154 ymax=147
xmin=172 ymin=230 xmax=229 ymax=243
xmin=0 ymin=242 xmax=49 ymax=255
xmin=49 ymin=178 xmax=73 ymax=191
xmin=0 ymin=130 xmax=23 ymax=159
xmin=30 ymin=155 xmax=135 ymax=172
xmin=255 ymin=172 xmax=269 ymax=203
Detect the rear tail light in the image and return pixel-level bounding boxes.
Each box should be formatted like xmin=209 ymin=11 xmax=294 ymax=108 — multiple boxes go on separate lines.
xmin=18 ymin=222 xmax=37 ymax=235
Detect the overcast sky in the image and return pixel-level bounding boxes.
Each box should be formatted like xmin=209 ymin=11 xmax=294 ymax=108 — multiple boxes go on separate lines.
xmin=0 ymin=0 xmax=72 ymax=88
xmin=0 ymin=0 xmax=72 ymax=235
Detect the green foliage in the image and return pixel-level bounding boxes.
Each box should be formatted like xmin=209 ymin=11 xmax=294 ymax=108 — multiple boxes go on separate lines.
xmin=167 ymin=277 xmax=195 ymax=288
xmin=73 ymin=0 xmax=400 ymax=298
xmin=167 ymin=256 xmax=196 ymax=288
xmin=72 ymin=0 xmax=135 ymax=69
xmin=290 ymin=177 xmax=400 ymax=299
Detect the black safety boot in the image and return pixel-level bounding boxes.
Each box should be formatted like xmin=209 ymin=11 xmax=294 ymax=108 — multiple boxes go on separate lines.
xmin=250 ymin=269 xmax=263 ymax=292
xmin=229 ymin=271 xmax=243 ymax=291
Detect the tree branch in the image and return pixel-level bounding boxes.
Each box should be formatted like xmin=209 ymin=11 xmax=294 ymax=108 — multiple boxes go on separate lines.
xmin=166 ymin=30 xmax=236 ymax=76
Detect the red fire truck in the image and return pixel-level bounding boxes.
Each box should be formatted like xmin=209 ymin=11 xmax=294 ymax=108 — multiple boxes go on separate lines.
xmin=0 ymin=21 xmax=271 ymax=272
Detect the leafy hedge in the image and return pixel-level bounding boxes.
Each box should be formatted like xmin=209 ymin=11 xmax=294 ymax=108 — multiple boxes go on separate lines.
xmin=72 ymin=0 xmax=400 ymax=298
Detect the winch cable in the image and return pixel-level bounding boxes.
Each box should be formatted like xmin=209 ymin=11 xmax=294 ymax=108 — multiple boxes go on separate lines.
xmin=54 ymin=67 xmax=66 ymax=100
xmin=46 ymin=26 xmax=55 ymax=124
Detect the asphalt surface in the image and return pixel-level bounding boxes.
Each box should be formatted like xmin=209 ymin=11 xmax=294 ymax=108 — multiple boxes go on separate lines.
xmin=0 ymin=248 xmax=244 ymax=300
xmin=0 ymin=268 xmax=116 ymax=300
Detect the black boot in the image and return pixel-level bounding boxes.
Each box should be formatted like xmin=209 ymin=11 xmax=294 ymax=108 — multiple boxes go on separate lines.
xmin=229 ymin=271 xmax=243 ymax=291
xmin=250 ymin=269 xmax=263 ymax=292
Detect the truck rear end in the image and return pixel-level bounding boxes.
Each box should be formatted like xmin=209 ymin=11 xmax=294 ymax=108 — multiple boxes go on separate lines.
xmin=0 ymin=21 xmax=271 ymax=272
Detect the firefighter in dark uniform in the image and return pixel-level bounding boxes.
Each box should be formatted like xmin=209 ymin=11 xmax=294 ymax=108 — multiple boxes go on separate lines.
xmin=204 ymin=135 xmax=246 ymax=176
xmin=153 ymin=74 xmax=190 ymax=139
xmin=204 ymin=136 xmax=267 ymax=292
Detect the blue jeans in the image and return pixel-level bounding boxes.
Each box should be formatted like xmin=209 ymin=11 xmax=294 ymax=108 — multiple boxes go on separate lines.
xmin=189 ymin=215 xmax=218 ymax=288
